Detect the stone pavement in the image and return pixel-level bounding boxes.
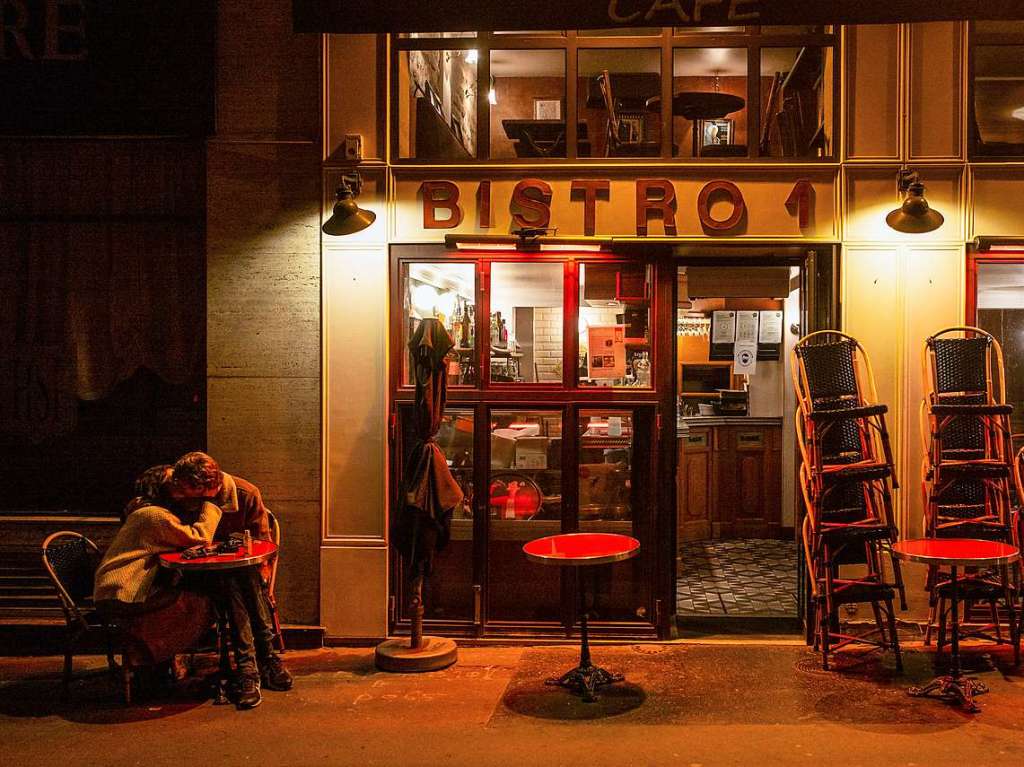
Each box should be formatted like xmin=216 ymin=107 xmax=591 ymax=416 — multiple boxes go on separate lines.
xmin=2 ymin=641 xmax=1024 ymax=766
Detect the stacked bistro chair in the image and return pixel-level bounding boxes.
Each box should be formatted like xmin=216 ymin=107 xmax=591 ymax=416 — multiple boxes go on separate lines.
xmin=920 ymin=327 xmax=1020 ymax=662
xmin=792 ymin=331 xmax=906 ymax=670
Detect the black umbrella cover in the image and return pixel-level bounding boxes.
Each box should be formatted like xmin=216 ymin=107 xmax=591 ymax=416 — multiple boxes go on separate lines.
xmin=392 ymin=318 xmax=465 ymax=577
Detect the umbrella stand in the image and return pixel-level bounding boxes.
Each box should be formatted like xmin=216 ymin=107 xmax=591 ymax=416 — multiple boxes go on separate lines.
xmin=375 ymin=571 xmax=457 ymax=672
xmin=375 ymin=318 xmax=460 ymax=673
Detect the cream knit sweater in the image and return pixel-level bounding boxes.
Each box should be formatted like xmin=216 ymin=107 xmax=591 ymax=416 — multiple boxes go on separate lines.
xmin=94 ymin=502 xmax=223 ymax=604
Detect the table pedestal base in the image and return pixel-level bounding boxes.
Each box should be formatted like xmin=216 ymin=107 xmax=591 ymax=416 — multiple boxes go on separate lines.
xmin=546 ymin=663 xmax=623 ymax=703
xmin=909 ymin=675 xmax=988 ymax=713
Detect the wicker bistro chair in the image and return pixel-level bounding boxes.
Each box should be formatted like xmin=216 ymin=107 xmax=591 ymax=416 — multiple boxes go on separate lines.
xmin=918 ymin=328 xmax=1020 ymax=661
xmin=41 ymin=532 xmax=125 ymax=701
xmin=791 ymin=333 xmax=905 ymax=602
xmin=792 ymin=332 xmax=898 ymax=488
xmin=800 ymin=469 xmax=903 ymax=671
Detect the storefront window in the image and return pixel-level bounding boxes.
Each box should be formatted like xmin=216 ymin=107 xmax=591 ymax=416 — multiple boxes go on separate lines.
xmin=579 ymin=410 xmax=634 ymax=527
xmin=397 ymin=49 xmax=478 ymax=159
xmin=578 ymin=48 xmax=662 ymax=158
xmin=398 ymin=408 xmax=476 ymax=622
xmin=673 ymin=47 xmax=748 ymax=158
xmin=578 ymin=263 xmax=652 ymax=388
xmin=488 ymin=410 xmax=562 ymax=620
xmin=402 ymin=262 xmax=476 ymax=387
xmin=391 ymin=27 xmax=837 ymax=161
xmin=971 ymin=36 xmax=1024 ymax=158
xmin=974 ymin=261 xmax=1024 ymax=432
xmin=489 ymin=262 xmax=563 ymax=384
xmin=759 ymin=47 xmax=833 ymax=158
xmin=488 ymin=49 xmax=568 ymax=159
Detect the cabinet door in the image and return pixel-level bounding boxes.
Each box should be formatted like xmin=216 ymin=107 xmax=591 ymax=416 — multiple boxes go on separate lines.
xmin=677 ymin=429 xmax=712 ymax=542
xmin=725 ymin=427 xmax=783 ymax=539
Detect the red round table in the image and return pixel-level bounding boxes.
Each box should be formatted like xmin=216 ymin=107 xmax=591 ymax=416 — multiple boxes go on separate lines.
xmin=160 ymin=540 xmax=277 ymax=703
xmin=523 ymin=532 xmax=640 ymax=702
xmin=159 ymin=539 xmax=277 ymax=571
xmin=892 ymin=538 xmax=1020 ymax=712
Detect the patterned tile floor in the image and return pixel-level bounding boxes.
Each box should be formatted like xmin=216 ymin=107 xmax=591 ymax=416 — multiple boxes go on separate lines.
xmin=677 ymin=538 xmax=799 ymax=617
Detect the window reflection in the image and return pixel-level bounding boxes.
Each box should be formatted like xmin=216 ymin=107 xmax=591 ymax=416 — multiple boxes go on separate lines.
xmin=578 ymin=49 xmax=662 ymax=158
xmin=759 ymin=47 xmax=833 ymax=157
xmin=403 ymin=262 xmax=476 ymax=387
xmin=972 ymin=45 xmax=1024 ymax=157
xmin=578 ymin=263 xmax=652 ymax=388
xmin=579 ymin=411 xmax=634 ymax=527
xmin=489 ymin=411 xmax=562 ymax=521
xmin=975 ymin=263 xmax=1024 ymax=431
xmin=672 ymin=48 xmax=747 ymax=158
xmin=489 ymin=262 xmax=563 ymax=383
xmin=398 ymin=50 xmax=477 ymax=160
xmin=489 ymin=49 xmax=569 ymax=159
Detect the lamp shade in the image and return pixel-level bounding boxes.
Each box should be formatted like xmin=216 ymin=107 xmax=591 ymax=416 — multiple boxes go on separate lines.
xmin=885 ymin=182 xmax=944 ymax=234
xmin=322 ymin=183 xmax=376 ymax=236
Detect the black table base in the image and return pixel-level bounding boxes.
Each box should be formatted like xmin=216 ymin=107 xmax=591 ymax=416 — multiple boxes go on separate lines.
xmin=547 ymin=567 xmax=625 ymax=703
xmin=908 ymin=674 xmax=988 ymax=713
xmin=908 ymin=564 xmax=988 ymax=713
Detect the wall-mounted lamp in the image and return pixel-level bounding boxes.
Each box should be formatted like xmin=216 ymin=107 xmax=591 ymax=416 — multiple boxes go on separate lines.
xmin=885 ymin=168 xmax=944 ymax=234
xmin=322 ymin=172 xmax=376 ymax=236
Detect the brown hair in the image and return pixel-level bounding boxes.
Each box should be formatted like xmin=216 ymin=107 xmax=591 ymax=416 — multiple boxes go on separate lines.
xmin=135 ymin=464 xmax=172 ymax=502
xmin=171 ymin=451 xmax=222 ymax=492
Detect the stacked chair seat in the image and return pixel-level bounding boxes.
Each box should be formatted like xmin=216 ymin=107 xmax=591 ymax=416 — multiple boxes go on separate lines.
xmin=921 ymin=327 xmax=1020 ymax=663
xmin=792 ymin=331 xmax=905 ymax=670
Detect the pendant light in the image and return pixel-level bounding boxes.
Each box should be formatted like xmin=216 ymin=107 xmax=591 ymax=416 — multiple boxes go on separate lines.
xmin=885 ymin=169 xmax=944 ymax=234
xmin=322 ymin=172 xmax=376 ymax=236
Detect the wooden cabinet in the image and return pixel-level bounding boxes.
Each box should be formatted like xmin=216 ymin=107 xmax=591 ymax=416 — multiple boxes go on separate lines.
xmin=677 ymin=428 xmax=712 ymax=542
xmin=676 ymin=422 xmax=783 ymax=542
xmin=714 ymin=425 xmax=782 ymax=539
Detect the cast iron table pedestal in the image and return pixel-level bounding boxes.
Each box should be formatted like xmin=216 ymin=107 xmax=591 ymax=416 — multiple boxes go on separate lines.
xmin=892 ymin=538 xmax=1020 ymax=713
xmin=523 ymin=532 xmax=640 ymax=702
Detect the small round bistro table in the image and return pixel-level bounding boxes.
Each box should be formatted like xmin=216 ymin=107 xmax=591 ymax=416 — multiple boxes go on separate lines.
xmin=160 ymin=540 xmax=277 ymax=703
xmin=159 ymin=539 xmax=277 ymax=571
xmin=523 ymin=532 xmax=640 ymax=702
xmin=891 ymin=538 xmax=1020 ymax=713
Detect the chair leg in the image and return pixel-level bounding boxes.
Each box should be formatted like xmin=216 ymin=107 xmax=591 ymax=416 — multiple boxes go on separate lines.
xmin=820 ymin=602 xmax=832 ymax=671
xmin=924 ymin=601 xmax=936 ymax=646
xmin=937 ymin=597 xmax=948 ymax=657
xmin=1004 ymin=589 xmax=1020 ymax=666
xmin=121 ymin=661 xmax=133 ymax=706
xmin=62 ymin=645 xmax=73 ymax=701
xmin=871 ymin=601 xmax=887 ymax=645
xmin=885 ymin=598 xmax=903 ymax=672
xmin=991 ymin=599 xmax=1003 ymax=643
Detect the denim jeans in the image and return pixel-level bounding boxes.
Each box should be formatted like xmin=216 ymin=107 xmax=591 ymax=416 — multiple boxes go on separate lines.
xmin=204 ymin=568 xmax=276 ymax=675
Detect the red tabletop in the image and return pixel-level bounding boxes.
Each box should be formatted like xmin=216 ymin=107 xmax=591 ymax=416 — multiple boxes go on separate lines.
xmin=159 ymin=539 xmax=277 ymax=571
xmin=523 ymin=533 xmax=640 ymax=567
xmin=891 ymin=538 xmax=1020 ymax=567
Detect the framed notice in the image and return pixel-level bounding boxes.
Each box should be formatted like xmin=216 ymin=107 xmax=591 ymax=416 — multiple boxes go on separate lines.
xmin=710 ymin=310 xmax=736 ymax=361
xmin=587 ymin=325 xmax=626 ymax=379
xmin=756 ymin=310 xmax=784 ymax=360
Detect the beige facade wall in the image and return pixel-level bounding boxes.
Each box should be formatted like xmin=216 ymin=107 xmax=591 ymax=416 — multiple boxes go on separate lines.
xmin=207 ymin=0 xmax=323 ymax=624
xmin=310 ymin=20 xmax=1024 ymax=635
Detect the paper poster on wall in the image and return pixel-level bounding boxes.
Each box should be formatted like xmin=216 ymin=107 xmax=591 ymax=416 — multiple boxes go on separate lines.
xmin=587 ymin=325 xmax=626 ymax=379
xmin=758 ymin=311 xmax=784 ymax=344
xmin=734 ymin=341 xmax=758 ymax=375
xmin=711 ymin=311 xmax=736 ymax=344
xmin=736 ymin=311 xmax=759 ymax=344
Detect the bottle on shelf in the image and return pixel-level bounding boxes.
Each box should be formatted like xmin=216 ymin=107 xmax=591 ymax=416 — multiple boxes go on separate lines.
xmin=451 ymin=296 xmax=463 ymax=345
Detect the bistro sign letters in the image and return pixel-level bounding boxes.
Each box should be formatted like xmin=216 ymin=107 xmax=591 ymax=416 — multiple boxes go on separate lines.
xmin=420 ymin=178 xmax=814 ymax=236
xmin=294 ymin=0 xmax=1024 ymax=34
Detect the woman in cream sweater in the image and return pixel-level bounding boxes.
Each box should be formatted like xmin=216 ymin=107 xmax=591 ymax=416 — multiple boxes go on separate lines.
xmin=94 ymin=467 xmax=221 ymax=664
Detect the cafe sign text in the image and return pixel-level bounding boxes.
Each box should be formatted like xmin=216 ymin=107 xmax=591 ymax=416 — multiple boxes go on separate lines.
xmin=419 ymin=177 xmax=815 ymax=237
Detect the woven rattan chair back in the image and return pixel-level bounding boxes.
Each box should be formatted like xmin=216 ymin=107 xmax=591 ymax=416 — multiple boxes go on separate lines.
xmin=42 ymin=532 xmax=101 ymax=629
